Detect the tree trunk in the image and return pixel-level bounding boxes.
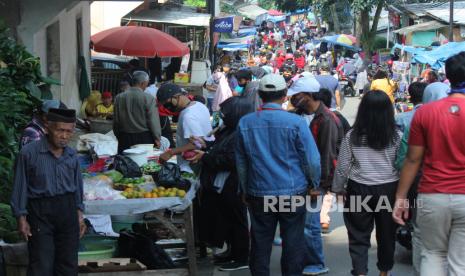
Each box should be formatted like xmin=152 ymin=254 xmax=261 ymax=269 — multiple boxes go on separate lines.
xmin=331 ymin=4 xmax=341 ymax=33
xmin=360 ymin=8 xmax=372 ymax=62
xmin=355 ymin=12 xmax=363 ymax=47
xmin=313 ymin=5 xmax=322 ymax=30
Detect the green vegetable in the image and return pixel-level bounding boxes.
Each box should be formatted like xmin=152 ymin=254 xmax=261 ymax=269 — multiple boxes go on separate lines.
xmin=103 ymin=170 xmax=123 ymax=183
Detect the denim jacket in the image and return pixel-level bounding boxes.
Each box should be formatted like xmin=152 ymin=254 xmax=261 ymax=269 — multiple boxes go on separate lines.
xmin=235 ymin=103 xmax=321 ymax=196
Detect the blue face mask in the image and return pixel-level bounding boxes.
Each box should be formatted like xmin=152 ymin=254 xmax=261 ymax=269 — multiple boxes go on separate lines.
xmin=235 ymin=86 xmax=244 ymax=94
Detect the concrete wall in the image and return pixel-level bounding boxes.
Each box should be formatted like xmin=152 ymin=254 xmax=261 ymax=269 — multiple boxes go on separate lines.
xmin=91 ymin=1 xmax=143 ymax=35
xmin=17 ymin=0 xmax=91 ymax=111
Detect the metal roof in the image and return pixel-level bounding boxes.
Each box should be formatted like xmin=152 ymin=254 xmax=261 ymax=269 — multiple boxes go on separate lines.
xmin=393 ymin=20 xmax=446 ymax=35
xmin=121 ymin=5 xmax=211 ymax=27
xmin=236 ymin=4 xmax=267 ymax=20
xmin=395 ymin=2 xmax=444 ymax=18
xmin=425 ymin=1 xmax=465 ymax=25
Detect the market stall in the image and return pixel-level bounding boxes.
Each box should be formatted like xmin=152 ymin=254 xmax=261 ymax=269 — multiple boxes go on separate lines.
xmin=77 ymin=136 xmax=200 ymax=275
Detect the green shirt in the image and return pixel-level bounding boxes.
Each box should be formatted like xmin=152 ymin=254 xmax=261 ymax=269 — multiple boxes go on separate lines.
xmin=113 ymin=87 xmax=161 ymax=140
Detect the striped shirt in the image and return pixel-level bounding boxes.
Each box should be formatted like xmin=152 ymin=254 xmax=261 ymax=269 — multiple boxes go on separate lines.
xmin=10 ymin=138 xmax=84 ymax=217
xmin=332 ymin=129 xmax=403 ymax=192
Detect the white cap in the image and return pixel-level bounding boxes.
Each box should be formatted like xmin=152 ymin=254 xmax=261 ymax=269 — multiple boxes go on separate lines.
xmin=287 ymin=76 xmax=321 ymax=97
xmin=259 ymin=74 xmax=287 ymax=92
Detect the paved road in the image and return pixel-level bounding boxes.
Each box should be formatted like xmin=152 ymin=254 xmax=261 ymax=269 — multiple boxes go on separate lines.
xmin=204 ymin=97 xmax=413 ymax=276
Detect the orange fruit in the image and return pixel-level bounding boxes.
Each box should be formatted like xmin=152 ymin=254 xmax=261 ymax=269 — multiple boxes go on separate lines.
xmin=144 ymin=192 xmax=152 ymax=198
xmin=151 ymin=193 xmax=159 ymax=198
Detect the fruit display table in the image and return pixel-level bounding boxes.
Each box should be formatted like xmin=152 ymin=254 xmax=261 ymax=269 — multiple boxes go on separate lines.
xmin=83 ymin=179 xmax=199 ymax=276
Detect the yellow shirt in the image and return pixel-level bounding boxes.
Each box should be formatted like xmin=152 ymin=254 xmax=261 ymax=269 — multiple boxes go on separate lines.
xmin=370 ymin=78 xmax=398 ymax=103
xmin=96 ymin=103 xmax=114 ymax=119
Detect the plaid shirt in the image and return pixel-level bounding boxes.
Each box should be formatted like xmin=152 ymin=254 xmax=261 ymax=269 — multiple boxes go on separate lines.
xmin=20 ymin=117 xmax=45 ymax=149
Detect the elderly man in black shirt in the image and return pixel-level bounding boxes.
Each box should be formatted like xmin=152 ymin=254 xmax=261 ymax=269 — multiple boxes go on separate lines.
xmin=11 ymin=108 xmax=85 ymax=276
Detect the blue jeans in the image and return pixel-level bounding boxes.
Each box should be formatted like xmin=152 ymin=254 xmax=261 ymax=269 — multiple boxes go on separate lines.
xmin=207 ymin=97 xmax=214 ymax=114
xmin=248 ymin=195 xmax=307 ymax=276
xmin=304 ymin=198 xmax=326 ymax=269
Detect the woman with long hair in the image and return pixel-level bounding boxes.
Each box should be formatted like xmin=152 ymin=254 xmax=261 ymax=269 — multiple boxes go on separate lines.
xmin=187 ymin=97 xmax=254 ymax=271
xmin=332 ymin=91 xmax=403 ymax=276
xmin=371 ymin=68 xmax=398 ymax=103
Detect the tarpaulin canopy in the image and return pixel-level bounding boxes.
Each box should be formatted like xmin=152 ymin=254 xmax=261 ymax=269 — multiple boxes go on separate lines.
xmin=391 ymin=43 xmax=426 ymax=55
xmin=237 ymin=4 xmax=267 ymax=20
xmin=412 ymin=41 xmax=465 ymax=69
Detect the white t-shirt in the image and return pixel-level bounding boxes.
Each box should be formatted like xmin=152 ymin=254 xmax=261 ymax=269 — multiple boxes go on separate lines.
xmin=176 ymin=102 xmax=214 ymax=172
xmin=144 ymin=84 xmax=158 ymax=98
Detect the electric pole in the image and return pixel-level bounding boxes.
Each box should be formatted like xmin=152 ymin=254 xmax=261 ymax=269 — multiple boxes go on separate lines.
xmin=450 ymin=0 xmax=454 ymax=42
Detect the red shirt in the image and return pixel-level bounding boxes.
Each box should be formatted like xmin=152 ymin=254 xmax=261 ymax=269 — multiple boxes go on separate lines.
xmin=295 ymin=57 xmax=306 ymax=69
xmin=408 ymin=97 xmax=465 ymax=194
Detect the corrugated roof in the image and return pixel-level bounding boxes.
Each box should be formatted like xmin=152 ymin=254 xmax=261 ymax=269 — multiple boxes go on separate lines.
xmin=393 ymin=20 xmax=446 ymax=35
xmin=426 ymin=1 xmax=465 ymax=25
xmin=236 ymin=4 xmax=267 ymax=20
xmin=396 ymin=2 xmax=444 ymax=18
xmin=121 ymin=5 xmax=211 ymax=27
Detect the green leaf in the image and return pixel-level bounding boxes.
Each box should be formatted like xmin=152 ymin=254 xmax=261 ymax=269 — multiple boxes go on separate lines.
xmin=40 ymin=75 xmax=61 ymax=85
xmin=25 ymin=80 xmax=41 ymax=99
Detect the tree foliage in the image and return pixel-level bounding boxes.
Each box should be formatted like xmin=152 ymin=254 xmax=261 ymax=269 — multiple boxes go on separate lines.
xmin=0 ymin=23 xmax=55 ymax=204
xmin=258 ymin=0 xmax=276 ymax=10
xmin=185 ymin=0 xmax=206 ymax=8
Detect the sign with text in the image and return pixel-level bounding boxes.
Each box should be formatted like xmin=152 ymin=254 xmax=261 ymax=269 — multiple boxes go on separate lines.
xmin=214 ymin=16 xmax=234 ymax=33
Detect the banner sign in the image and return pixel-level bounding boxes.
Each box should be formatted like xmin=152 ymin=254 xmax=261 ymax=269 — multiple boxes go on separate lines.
xmin=214 ymin=16 xmax=234 ymax=33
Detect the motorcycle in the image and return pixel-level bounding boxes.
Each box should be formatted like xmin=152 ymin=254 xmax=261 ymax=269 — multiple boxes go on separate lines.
xmin=339 ymin=74 xmax=356 ymax=97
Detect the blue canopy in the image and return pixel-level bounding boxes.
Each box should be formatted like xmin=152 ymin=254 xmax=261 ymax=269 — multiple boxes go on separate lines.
xmin=391 ymin=43 xmax=426 ymax=55
xmin=411 ymin=42 xmax=465 ymax=69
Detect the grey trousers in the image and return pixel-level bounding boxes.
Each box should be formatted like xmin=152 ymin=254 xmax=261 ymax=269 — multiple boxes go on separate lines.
xmin=417 ymin=193 xmax=465 ymax=276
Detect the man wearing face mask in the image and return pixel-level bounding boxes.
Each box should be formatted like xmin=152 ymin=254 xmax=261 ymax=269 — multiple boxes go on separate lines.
xmin=157 ymin=83 xmax=214 ymax=172
xmin=236 ymin=69 xmax=261 ymax=110
xmin=288 ymin=77 xmax=344 ymax=275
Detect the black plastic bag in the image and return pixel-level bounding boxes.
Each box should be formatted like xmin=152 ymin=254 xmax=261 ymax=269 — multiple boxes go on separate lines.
xmin=117 ymin=231 xmax=175 ymax=269
xmin=157 ymin=162 xmax=182 ymax=187
xmin=113 ymin=155 xmax=142 ymax=178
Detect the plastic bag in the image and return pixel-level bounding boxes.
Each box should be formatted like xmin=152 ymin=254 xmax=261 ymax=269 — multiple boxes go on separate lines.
xmin=114 ymin=155 xmax=142 ymax=178
xmin=157 ymin=163 xmax=181 ymax=187
xmin=83 ymin=176 xmax=125 ymax=201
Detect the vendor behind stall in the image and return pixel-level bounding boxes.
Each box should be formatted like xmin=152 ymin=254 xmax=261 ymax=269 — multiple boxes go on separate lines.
xmin=11 ymin=108 xmax=86 ymax=275
xmin=113 ymin=71 xmax=162 ymax=153
xmin=96 ymin=91 xmax=114 ymax=120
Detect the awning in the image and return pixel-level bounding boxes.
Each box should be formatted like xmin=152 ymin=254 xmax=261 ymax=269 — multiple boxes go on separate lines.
xmin=393 ymin=21 xmax=446 ymax=35
xmin=236 ymin=4 xmax=267 ymax=20
xmin=121 ymin=6 xmax=211 ymax=27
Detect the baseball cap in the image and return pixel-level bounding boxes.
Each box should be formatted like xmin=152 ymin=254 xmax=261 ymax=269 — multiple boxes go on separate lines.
xmin=287 ymin=76 xmax=321 ymax=97
xmin=41 ymin=99 xmax=60 ymax=113
xmin=259 ymin=74 xmax=287 ymax=92
xmin=156 ymin=83 xmax=183 ymax=103
xmin=102 ymin=91 xmax=112 ymax=99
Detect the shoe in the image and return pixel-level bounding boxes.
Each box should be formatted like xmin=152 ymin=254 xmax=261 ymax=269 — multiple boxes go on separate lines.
xmin=302 ymin=266 xmax=329 ymax=275
xmin=219 ymin=261 xmax=249 ymax=271
xmin=273 ymin=237 xmax=282 ymax=246
xmin=213 ymin=255 xmax=233 ymax=265
xmin=321 ymin=223 xmax=330 ymax=234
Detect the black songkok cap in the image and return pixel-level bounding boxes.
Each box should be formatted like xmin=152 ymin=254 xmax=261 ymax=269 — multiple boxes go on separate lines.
xmin=47 ymin=108 xmax=76 ymax=123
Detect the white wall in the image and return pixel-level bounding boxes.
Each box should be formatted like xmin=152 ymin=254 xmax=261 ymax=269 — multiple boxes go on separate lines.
xmin=32 ymin=1 xmax=91 ymax=111
xmin=91 ymin=1 xmax=143 ymax=35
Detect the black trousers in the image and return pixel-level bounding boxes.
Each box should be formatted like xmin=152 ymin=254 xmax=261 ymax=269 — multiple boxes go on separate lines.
xmin=117 ymin=131 xmax=155 ymax=154
xmin=343 ymin=179 xmax=398 ymax=275
xmin=27 ymin=193 xmax=79 ymax=276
